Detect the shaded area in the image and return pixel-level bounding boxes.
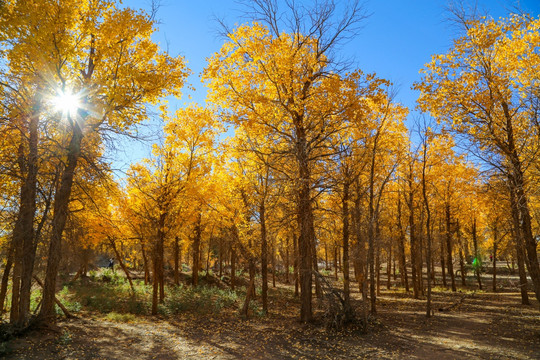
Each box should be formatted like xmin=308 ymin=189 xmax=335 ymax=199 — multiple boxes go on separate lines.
xmin=3 ymin=287 xmax=539 ymax=359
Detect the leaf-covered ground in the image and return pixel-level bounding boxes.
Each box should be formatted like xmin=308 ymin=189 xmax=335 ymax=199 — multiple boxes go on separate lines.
xmin=4 ymin=280 xmax=539 ymax=360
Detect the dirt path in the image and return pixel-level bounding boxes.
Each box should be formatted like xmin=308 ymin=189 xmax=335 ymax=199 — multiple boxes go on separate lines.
xmin=4 ymin=289 xmax=539 ymax=359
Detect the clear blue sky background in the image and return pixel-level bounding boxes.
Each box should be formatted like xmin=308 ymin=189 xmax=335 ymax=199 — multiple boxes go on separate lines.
xmin=112 ymin=0 xmax=540 ymax=175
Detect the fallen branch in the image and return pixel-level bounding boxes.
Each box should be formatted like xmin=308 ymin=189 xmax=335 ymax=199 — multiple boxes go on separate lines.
xmin=33 ymin=276 xmax=77 ymax=319
xmin=439 ymin=291 xmax=475 ymax=312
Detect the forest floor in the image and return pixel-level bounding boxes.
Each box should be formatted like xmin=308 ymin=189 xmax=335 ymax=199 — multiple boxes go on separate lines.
xmin=2 ymin=270 xmax=539 ymax=359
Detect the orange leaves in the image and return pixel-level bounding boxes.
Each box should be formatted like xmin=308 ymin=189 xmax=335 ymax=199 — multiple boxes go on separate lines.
xmin=415 ymin=14 xmax=540 ymax=160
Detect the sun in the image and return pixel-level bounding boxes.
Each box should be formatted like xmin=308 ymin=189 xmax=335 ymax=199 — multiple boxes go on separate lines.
xmin=53 ymin=90 xmax=81 ymax=117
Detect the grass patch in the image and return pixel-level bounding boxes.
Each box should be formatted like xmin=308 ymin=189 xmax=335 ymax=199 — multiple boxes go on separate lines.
xmin=58 ymin=274 xmax=239 ymax=317
xmin=162 ymin=284 xmax=239 ymax=315
xmin=105 ymin=312 xmax=136 ymax=323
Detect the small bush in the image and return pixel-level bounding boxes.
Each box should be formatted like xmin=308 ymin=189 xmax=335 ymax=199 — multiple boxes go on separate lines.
xmin=105 ymin=312 xmax=136 ymax=323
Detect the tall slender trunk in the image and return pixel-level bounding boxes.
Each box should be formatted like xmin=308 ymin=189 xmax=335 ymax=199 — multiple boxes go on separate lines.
xmin=492 ymin=234 xmax=498 ymax=293
xmin=141 ymin=241 xmax=150 ymax=285
xmin=152 ymin=211 xmax=166 ymax=315
xmin=387 ymin=244 xmax=392 ymax=290
xmin=421 ymin=148 xmax=432 ymax=318
xmin=457 ymin=222 xmax=466 ymax=286
xmin=353 ymin=181 xmax=365 ymax=294
xmin=157 ymin=212 xmax=166 ymax=301
xmin=515 ymin=233 xmax=530 ymax=305
xmin=375 ymin=226 xmax=381 ymax=297
xmin=218 ymin=239 xmax=223 ymax=278
xmin=510 ymin=208 xmax=530 ymax=305
xmin=440 ymin=231 xmax=446 ymax=287
xmin=334 ymin=245 xmax=338 ymax=280
xmin=325 ymin=243 xmax=329 ymax=270
xmin=418 ymin=205 xmax=425 ymax=296
xmin=397 ymin=196 xmax=409 ymax=291
xmin=285 ymin=236 xmax=290 ymax=284
xmin=342 ymin=181 xmax=351 ymax=308
xmin=260 ymin=202 xmax=268 ymax=314
xmin=39 ymin=121 xmax=83 ymax=323
xmin=294 ymin=235 xmax=299 ymax=297
xmin=446 ymin=203 xmax=456 ymax=292
xmin=368 ymin=201 xmax=376 ymax=314
xmin=312 ymin=231 xmax=321 ymax=299
xmin=230 ymin=244 xmax=236 ymax=290
xmin=408 ymin=177 xmax=420 ymax=299
xmin=174 ymin=236 xmax=180 ymax=285
xmin=205 ymin=240 xmax=211 ymax=275
xmin=192 ymin=213 xmax=202 ymax=287
xmin=368 ymin=159 xmax=377 ymax=314
xmin=272 ymin=244 xmax=276 ymax=288
xmin=472 ymin=217 xmax=482 ymax=290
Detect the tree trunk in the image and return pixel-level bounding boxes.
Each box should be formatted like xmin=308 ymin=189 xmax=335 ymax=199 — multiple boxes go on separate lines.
xmin=446 ymin=203 xmax=456 ymax=292
xmin=109 ymin=237 xmax=135 ymax=294
xmin=368 ymin=207 xmax=376 ymax=314
xmin=375 ymin=230 xmax=381 ymax=297
xmin=294 ymin=234 xmax=299 ymax=297
xmin=260 ymin=202 xmax=268 ymax=314
xmin=152 ymin=211 xmax=166 ymax=315
xmin=512 ymin=222 xmax=530 ymax=305
xmin=325 ymin=243 xmax=329 ymax=270
xmin=397 ymin=196 xmax=409 ymax=291
xmin=285 ymin=236 xmax=290 ymax=284
xmin=312 ymin=232 xmax=322 ymax=299
xmin=440 ymin=234 xmax=446 ymax=288
xmin=492 ymin=237 xmax=497 ymax=293
xmin=504 ymin=103 xmax=540 ymax=303
xmin=174 ymin=236 xmax=180 ymax=285
xmin=109 ymin=237 xmax=134 ymax=293
xmin=408 ymin=177 xmax=420 ymax=299
xmin=333 ymin=245 xmax=338 ymax=281
xmin=472 ymin=217 xmax=482 ymax=290
xmin=421 ymin=150 xmax=432 ymax=318
xmin=218 ymin=239 xmax=223 ymax=278
xmin=272 ymin=244 xmax=276 ymax=288
xmin=295 ymin=117 xmax=314 ymax=322
xmin=39 ymin=121 xmax=83 ymax=324
xmin=11 ymin=109 xmax=40 ymax=326
xmin=241 ymin=258 xmax=256 ymax=318
xmin=457 ymin=222 xmax=466 ymax=286
xmin=342 ymin=181 xmax=351 ymax=308
xmin=192 ymin=213 xmax=202 ymax=287
xmin=230 ymin=244 xmax=236 ymax=290
xmin=0 ymin=243 xmax=14 ymax=312
xmin=387 ymin=245 xmax=392 ymax=290
xmin=141 ymin=241 xmax=150 ymax=285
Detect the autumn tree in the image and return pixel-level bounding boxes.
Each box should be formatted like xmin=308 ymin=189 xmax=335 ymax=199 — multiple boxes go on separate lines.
xmin=0 ymin=0 xmax=188 ymax=325
xmin=205 ymin=0 xmax=368 ymax=321
xmin=415 ymin=13 xmax=540 ymax=303
xmin=126 ymin=105 xmax=216 ymax=314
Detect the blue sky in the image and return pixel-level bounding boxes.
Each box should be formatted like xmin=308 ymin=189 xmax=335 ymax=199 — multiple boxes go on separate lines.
xmin=112 ymin=0 xmax=540 ymax=175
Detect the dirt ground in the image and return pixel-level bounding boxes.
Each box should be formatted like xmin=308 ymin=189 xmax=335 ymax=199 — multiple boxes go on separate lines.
xmin=3 ymin=281 xmax=539 ymax=360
